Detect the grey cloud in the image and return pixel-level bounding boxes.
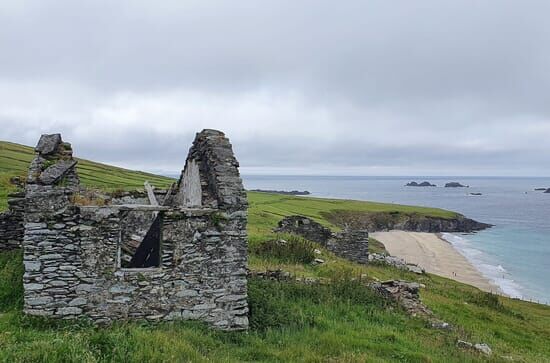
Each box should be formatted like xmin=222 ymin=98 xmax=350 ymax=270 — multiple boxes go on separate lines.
xmin=0 ymin=0 xmax=549 ymax=176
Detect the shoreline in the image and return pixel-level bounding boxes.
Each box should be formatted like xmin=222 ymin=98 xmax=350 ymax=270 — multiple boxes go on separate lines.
xmin=370 ymin=231 xmax=503 ymax=295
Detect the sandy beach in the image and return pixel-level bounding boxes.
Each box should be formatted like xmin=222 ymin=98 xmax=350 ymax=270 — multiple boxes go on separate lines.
xmin=371 ymin=231 xmax=501 ymax=294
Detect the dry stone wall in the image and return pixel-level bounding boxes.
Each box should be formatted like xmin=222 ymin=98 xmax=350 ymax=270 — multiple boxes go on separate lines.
xmin=21 ymin=130 xmax=249 ymax=330
xmin=327 ymin=229 xmax=370 ymax=264
xmin=0 ymin=191 xmax=25 ymax=251
xmin=275 ymin=215 xmax=369 ymax=264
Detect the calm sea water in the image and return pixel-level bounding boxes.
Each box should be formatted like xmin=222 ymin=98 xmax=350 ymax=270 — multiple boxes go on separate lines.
xmin=243 ymin=175 xmax=550 ymax=304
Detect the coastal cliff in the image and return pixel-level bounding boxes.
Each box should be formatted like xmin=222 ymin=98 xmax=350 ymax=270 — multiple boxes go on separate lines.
xmin=322 ymin=210 xmax=491 ymax=233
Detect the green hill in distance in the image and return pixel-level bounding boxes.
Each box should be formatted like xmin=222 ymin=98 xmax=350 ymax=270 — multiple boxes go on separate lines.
xmin=0 ymin=140 xmax=174 ymax=210
xmin=0 ymin=140 xmax=174 ymax=190
xmin=0 ymin=139 xmax=549 ymax=362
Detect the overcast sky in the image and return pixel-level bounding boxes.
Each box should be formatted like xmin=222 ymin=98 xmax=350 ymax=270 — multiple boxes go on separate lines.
xmin=1 ymin=0 xmax=549 ymax=176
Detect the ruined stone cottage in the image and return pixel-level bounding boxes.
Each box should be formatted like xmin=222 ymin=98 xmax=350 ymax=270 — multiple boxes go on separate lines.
xmin=5 ymin=130 xmax=249 ymax=330
xmin=275 ymin=215 xmax=370 ymax=264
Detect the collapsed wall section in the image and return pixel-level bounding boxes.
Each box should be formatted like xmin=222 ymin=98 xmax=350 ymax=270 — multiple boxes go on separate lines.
xmin=275 ymin=215 xmax=369 ymax=265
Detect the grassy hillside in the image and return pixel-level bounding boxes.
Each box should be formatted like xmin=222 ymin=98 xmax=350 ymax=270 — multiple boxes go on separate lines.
xmin=1 ymin=141 xmax=549 ymax=362
xmin=0 ymin=140 xmax=174 ymax=190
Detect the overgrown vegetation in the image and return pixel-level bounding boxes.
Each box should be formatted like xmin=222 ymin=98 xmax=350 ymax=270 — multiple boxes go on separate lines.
xmin=369 ymin=237 xmax=388 ymax=255
xmin=252 ymin=235 xmax=316 ymax=264
xmin=0 ymin=250 xmax=23 ymax=310
xmin=1 ymin=139 xmax=550 ymax=361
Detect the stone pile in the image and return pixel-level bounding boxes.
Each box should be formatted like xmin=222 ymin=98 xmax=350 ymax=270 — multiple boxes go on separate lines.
xmin=249 ymin=269 xmax=292 ymax=281
xmin=370 ymin=280 xmax=451 ymax=330
xmin=456 ymin=340 xmax=492 ymax=356
xmin=369 ymin=253 xmax=425 ymax=274
xmin=275 ymin=215 xmax=369 ymax=265
xmin=370 ymin=280 xmax=431 ymax=317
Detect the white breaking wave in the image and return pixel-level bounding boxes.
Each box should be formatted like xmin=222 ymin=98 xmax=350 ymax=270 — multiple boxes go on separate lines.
xmin=440 ymin=233 xmax=524 ymax=298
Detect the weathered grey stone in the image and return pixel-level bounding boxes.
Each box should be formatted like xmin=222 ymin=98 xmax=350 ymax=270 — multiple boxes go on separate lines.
xmin=25 ymin=308 xmax=54 ymax=316
xmin=24 ymin=261 xmax=41 ymax=271
xmin=24 ymin=283 xmax=44 ymax=290
xmin=57 ymin=307 xmax=82 ymax=315
xmin=176 ymin=289 xmax=199 ymax=297
xmin=27 ymin=297 xmax=53 ymax=305
xmin=69 ymin=297 xmax=87 ymax=306
xmin=39 ymin=254 xmax=63 ymax=260
xmin=109 ymin=285 xmax=137 ymax=294
xmin=474 ymin=343 xmax=492 ymax=356
xmin=59 ymin=265 xmax=77 ymax=271
xmin=49 ymin=280 xmax=68 ymax=287
xmin=39 ymin=160 xmax=78 ymax=185
xmin=35 ymin=134 xmax=61 ymax=155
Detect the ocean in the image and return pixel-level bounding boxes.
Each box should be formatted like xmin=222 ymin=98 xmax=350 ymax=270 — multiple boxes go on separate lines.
xmin=242 ymin=175 xmax=550 ymax=304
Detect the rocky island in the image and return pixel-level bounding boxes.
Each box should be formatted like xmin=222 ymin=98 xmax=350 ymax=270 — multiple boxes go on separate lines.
xmin=445 ymin=182 xmax=468 ymax=188
xmin=405 ymin=181 xmax=436 ymax=187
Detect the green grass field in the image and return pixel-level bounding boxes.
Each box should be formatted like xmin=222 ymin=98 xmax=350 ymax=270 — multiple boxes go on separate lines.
xmin=0 ymin=141 xmax=173 ymax=190
xmin=1 ymin=140 xmax=549 ymax=362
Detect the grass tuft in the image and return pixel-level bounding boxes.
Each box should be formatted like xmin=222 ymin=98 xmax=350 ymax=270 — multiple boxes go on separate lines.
xmin=252 ymin=235 xmax=317 ymax=264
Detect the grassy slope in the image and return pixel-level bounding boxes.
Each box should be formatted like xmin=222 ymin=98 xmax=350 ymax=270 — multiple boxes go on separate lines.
xmin=0 ymin=140 xmax=174 ymax=191
xmin=0 ymin=141 xmax=549 ymax=362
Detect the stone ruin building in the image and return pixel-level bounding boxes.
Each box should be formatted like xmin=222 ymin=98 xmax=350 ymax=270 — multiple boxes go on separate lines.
xmin=275 ymin=215 xmax=370 ymax=264
xmin=0 ymin=130 xmax=249 ymax=330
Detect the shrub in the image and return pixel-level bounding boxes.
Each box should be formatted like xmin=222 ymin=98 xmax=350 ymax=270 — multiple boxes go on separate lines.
xmin=252 ymin=235 xmax=316 ymax=264
xmin=467 ymin=291 xmax=525 ymax=319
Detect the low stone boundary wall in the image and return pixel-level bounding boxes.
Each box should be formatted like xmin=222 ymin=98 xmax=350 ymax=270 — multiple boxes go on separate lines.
xmin=0 ymin=191 xmax=25 ymax=251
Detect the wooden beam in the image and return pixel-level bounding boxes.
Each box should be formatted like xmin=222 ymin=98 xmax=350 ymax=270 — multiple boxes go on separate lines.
xmin=144 ymin=181 xmax=159 ymax=206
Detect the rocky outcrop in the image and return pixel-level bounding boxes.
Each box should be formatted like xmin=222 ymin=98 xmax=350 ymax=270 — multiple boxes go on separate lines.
xmin=274 ymin=216 xmax=369 ymax=264
xmin=323 ymin=210 xmax=491 ymax=233
xmin=406 ymin=181 xmax=436 ymax=187
xmin=445 ymin=182 xmax=468 ymax=188
xmin=395 ymin=215 xmax=491 ymax=232
xmin=457 ymin=340 xmax=492 ymax=356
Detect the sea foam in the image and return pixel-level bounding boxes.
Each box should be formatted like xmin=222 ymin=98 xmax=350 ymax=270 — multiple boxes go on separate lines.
xmin=440 ymin=233 xmax=524 ymax=298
